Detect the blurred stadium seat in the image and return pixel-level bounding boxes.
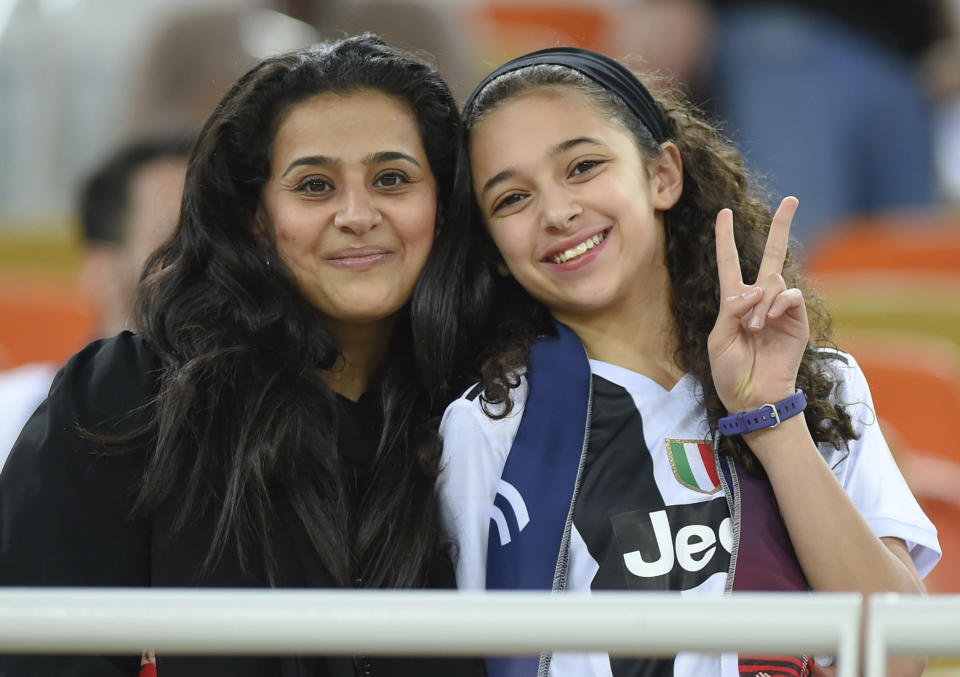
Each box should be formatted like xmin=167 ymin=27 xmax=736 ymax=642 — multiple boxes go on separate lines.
xmin=805 ymin=210 xmax=960 ymax=593
xmin=804 ymin=210 xmax=960 ymax=277
xmin=0 ymin=274 xmax=94 ymax=370
xmin=842 ymin=333 xmax=960 ymax=593
xmin=470 ymin=1 xmax=614 ymax=68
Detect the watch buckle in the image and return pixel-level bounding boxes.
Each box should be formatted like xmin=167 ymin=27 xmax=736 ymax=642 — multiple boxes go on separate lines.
xmin=762 ymin=402 xmax=781 ymax=429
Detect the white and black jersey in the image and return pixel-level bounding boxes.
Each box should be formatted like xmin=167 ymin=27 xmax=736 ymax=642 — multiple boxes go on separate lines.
xmin=437 ymin=351 xmax=940 ymax=677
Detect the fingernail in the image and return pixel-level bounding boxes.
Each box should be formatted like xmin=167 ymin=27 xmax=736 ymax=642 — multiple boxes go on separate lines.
xmin=749 ymin=313 xmax=761 ymax=329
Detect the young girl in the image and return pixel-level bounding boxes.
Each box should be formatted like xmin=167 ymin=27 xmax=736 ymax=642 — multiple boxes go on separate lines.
xmin=435 ymin=47 xmax=940 ymax=677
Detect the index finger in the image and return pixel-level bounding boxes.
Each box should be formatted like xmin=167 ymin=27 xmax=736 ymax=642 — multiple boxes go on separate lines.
xmin=714 ymin=207 xmax=744 ymax=296
xmin=757 ymin=196 xmax=799 ymax=279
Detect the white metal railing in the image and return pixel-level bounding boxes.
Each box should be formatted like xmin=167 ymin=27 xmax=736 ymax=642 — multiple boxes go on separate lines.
xmin=865 ymin=593 xmax=960 ymax=675
xmin=0 ymin=589 xmax=863 ymax=675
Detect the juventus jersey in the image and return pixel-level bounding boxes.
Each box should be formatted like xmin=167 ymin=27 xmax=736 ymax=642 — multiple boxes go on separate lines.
xmin=437 ymin=352 xmax=940 ymax=677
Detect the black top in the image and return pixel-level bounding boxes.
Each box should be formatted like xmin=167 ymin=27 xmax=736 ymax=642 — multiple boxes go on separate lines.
xmin=0 ymin=332 xmax=482 ymax=677
xmin=337 ymin=388 xmax=379 ymax=521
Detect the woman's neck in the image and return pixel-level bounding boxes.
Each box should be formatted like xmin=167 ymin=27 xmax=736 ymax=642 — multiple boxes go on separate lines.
xmin=553 ymin=288 xmax=684 ymax=391
xmin=322 ymin=317 xmax=396 ymax=402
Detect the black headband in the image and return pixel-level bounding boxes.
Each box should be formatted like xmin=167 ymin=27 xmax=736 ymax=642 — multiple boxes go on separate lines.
xmin=463 ymin=46 xmax=668 ymax=143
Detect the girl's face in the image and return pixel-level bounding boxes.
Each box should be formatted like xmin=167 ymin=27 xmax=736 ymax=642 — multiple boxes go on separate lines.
xmin=470 ymin=86 xmax=681 ymax=328
xmin=261 ymin=91 xmax=437 ymax=330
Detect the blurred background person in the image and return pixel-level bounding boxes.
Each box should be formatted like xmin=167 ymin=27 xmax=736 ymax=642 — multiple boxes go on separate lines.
xmin=77 ymin=134 xmax=193 ymax=337
xmin=610 ymin=0 xmax=950 ymax=250
xmin=0 ymin=133 xmax=192 ymax=468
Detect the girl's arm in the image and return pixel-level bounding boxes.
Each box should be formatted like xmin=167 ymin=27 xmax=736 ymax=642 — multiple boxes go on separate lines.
xmin=708 ymin=198 xmax=934 ymax=676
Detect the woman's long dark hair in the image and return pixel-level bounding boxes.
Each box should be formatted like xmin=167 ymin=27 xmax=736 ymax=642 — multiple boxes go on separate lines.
xmin=125 ymin=35 xmax=462 ymax=587
xmin=451 ymin=64 xmax=857 ymax=473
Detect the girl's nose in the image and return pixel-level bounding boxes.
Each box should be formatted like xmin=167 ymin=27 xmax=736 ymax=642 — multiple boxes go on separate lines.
xmin=539 ymin=185 xmax=582 ymax=231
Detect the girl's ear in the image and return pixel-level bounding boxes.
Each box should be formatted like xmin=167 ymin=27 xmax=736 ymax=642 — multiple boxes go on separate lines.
xmin=651 ymin=142 xmax=683 ymax=211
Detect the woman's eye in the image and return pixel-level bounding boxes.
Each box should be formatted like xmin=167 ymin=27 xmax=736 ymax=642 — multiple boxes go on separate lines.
xmin=298 ymin=177 xmax=332 ymax=194
xmin=571 ymin=160 xmax=603 ymax=176
xmin=375 ymin=171 xmax=409 ymax=189
xmin=492 ymin=192 xmax=525 ymax=213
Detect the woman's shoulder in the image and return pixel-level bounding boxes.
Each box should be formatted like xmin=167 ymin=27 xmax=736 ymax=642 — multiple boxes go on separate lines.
xmin=48 ymin=331 xmax=162 ymax=432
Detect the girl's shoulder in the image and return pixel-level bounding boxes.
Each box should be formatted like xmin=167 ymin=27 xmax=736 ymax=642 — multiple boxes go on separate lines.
xmin=443 ymin=370 xmax=529 ymax=420
xmin=812 ymin=345 xmax=870 ymax=400
xmin=439 ymin=372 xmax=529 ymax=454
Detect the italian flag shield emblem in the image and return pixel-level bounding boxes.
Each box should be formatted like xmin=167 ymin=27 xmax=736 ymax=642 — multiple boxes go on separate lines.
xmin=666 ymin=439 xmax=720 ymax=494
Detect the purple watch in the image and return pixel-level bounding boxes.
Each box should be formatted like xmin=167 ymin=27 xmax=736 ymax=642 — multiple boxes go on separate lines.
xmin=718 ymin=389 xmax=807 ymax=436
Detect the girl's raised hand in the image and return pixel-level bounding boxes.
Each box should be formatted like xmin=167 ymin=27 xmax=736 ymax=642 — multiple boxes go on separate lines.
xmin=707 ymin=197 xmax=809 ymax=417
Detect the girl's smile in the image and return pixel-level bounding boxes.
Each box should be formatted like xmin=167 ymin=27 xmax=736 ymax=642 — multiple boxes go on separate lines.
xmin=544 ymin=228 xmax=610 ymax=267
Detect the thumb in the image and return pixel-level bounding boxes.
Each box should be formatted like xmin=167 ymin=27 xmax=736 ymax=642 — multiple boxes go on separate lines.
xmin=714 ymin=286 xmax=763 ymax=336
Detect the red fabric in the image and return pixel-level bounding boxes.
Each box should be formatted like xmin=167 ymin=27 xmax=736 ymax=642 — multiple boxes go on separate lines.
xmin=138 ymin=663 xmax=157 ymax=677
xmin=698 ymin=442 xmax=720 ymax=487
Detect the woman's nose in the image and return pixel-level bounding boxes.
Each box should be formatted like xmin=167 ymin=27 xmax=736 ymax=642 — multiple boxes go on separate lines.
xmin=334 ymin=187 xmax=382 ymax=234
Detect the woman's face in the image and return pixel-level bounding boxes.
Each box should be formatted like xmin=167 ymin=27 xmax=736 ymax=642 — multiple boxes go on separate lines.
xmin=469 ymin=86 xmax=679 ymax=328
xmin=261 ymin=91 xmax=437 ymax=330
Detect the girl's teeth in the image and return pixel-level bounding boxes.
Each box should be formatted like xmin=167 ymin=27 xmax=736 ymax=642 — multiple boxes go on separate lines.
xmin=553 ymin=232 xmax=605 ymax=264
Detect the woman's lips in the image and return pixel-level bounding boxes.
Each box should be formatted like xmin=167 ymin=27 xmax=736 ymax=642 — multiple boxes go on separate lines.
xmin=325 ymin=246 xmax=393 ymax=269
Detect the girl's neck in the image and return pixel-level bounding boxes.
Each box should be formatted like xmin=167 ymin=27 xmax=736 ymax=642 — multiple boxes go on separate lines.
xmin=322 ymin=317 xmax=396 ymax=402
xmin=553 ymin=288 xmax=684 ymax=391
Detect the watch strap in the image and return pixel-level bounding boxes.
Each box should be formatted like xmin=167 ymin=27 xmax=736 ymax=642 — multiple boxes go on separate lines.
xmin=718 ymin=389 xmax=807 ymax=436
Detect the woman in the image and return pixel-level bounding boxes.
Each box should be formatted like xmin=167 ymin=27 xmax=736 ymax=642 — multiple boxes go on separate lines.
xmin=0 ymin=35 xmax=477 ymax=677
xmin=435 ymin=47 xmax=940 ymax=677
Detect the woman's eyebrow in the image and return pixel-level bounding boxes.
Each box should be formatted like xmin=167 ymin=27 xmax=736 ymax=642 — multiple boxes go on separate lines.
xmin=282 ymin=151 xmax=421 ymax=178
xmin=282 ymin=155 xmax=337 ymax=177
xmin=364 ymin=150 xmax=421 ymax=167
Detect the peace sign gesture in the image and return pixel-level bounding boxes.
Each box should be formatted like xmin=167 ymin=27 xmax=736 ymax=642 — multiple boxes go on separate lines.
xmin=707 ymin=197 xmax=809 ymax=419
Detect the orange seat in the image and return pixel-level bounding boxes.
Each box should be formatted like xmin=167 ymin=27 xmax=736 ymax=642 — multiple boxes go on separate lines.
xmin=470 ymin=2 xmax=615 ymax=70
xmin=804 ymin=210 xmax=960 ymax=279
xmin=841 ymin=333 xmax=960 ymax=593
xmin=0 ymin=275 xmax=95 ymax=370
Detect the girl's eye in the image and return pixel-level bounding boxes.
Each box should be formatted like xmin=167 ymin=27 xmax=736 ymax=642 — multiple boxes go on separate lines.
xmin=298 ymin=177 xmax=332 ymax=195
xmin=492 ymin=192 xmax=526 ymax=214
xmin=374 ymin=171 xmax=410 ymax=189
xmin=571 ymin=159 xmax=603 ymax=176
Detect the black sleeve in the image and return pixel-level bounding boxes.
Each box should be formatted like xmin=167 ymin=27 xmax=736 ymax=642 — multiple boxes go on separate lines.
xmin=0 ymin=332 xmax=159 ymax=676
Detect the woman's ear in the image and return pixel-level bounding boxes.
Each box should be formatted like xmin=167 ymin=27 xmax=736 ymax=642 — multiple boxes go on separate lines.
xmin=253 ymin=204 xmax=272 ymax=241
xmin=652 ymin=141 xmax=683 ymax=211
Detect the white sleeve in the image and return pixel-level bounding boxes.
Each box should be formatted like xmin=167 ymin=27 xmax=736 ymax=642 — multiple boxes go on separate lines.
xmin=824 ymin=352 xmax=942 ymax=578
xmin=436 ymin=381 xmax=526 ymax=590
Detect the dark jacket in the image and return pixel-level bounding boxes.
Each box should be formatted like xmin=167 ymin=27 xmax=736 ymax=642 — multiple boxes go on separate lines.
xmin=0 ymin=333 xmax=480 ymax=677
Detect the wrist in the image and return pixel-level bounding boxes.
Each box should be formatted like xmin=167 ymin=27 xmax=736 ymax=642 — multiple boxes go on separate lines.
xmin=718 ymin=389 xmax=807 ymax=437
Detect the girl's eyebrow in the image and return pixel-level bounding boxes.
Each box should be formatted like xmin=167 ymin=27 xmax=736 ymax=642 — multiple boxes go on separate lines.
xmin=479 ymin=136 xmax=604 ymax=197
xmin=554 ymin=136 xmax=603 ymax=154
xmin=281 ymin=150 xmax=421 ymax=177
